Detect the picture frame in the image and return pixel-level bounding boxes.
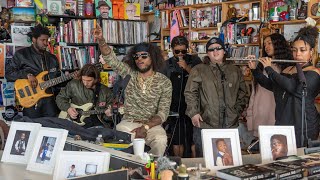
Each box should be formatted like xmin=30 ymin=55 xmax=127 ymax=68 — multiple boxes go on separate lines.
xmin=47 ymin=0 xmax=63 ymax=15
xmin=201 ymin=129 xmax=243 ymax=170
xmin=26 ymin=127 xmax=68 ymax=174
xmin=259 ymin=126 xmax=297 ymax=164
xmin=1 ymin=122 xmax=41 ymax=164
xmin=10 ymin=25 xmax=32 ymax=47
xmin=53 ymin=151 xmax=111 ymax=180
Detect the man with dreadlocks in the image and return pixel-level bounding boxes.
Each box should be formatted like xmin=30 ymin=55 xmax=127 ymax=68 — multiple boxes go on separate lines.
xmin=5 ymin=24 xmax=60 ymax=118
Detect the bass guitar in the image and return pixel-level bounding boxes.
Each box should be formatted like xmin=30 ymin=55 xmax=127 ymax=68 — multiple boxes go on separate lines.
xmin=15 ymin=71 xmax=77 ymax=108
xmin=58 ymin=103 xmax=106 ymax=126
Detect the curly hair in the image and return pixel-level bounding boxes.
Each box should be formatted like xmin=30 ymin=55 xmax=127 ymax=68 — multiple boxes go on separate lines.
xmin=125 ymin=42 xmax=164 ymax=72
xmin=293 ymin=26 xmax=319 ymax=49
xmin=262 ymin=33 xmax=293 ymax=60
xmin=28 ymin=24 xmax=50 ymax=39
xmin=171 ymin=36 xmax=189 ymax=49
xmin=256 ymin=33 xmax=294 ymax=71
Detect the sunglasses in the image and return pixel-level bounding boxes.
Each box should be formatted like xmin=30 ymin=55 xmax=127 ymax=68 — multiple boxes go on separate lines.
xmin=174 ymin=49 xmax=188 ymax=54
xmin=133 ymin=53 xmax=149 ymax=60
xmin=207 ymin=47 xmax=224 ymax=52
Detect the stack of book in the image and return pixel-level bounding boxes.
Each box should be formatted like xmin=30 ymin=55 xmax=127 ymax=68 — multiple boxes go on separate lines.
xmin=216 ymin=153 xmax=320 ymax=179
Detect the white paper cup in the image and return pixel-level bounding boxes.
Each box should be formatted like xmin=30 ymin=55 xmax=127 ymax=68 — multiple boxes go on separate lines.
xmin=133 ymin=138 xmax=145 ymax=156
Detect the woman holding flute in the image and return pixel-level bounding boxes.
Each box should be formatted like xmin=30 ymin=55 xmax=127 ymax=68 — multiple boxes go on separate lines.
xmin=246 ymin=33 xmax=293 ymax=145
xmin=248 ymin=26 xmax=320 ymax=147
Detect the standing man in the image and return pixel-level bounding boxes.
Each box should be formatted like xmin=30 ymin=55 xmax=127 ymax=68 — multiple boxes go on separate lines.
xmin=5 ymin=24 xmax=60 ymax=118
xmin=96 ymin=1 xmax=111 ymax=19
xmin=56 ymin=64 xmax=113 ymax=128
xmin=94 ymin=24 xmax=172 ymax=156
xmin=163 ymin=36 xmax=202 ymax=157
xmin=184 ymin=37 xmax=248 ymax=157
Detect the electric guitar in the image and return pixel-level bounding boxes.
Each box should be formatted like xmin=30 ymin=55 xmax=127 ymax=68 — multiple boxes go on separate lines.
xmin=14 ymin=71 xmax=78 ymax=108
xmin=58 ymin=103 xmax=106 ymax=126
xmin=14 ymin=63 xmax=104 ymax=108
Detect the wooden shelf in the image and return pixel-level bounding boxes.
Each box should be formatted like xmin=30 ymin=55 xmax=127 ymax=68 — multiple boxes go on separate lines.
xmin=140 ymin=12 xmax=155 ymax=16
xmin=224 ymin=0 xmax=260 ymax=4
xmin=191 ymin=27 xmax=218 ymax=31
xmin=238 ymin=20 xmax=260 ymax=24
xmin=150 ymin=40 xmax=161 ymax=43
xmin=270 ymin=20 xmax=306 ymax=25
xmin=190 ymin=40 xmax=209 ymax=43
xmin=47 ymin=14 xmax=98 ymax=19
xmin=229 ymin=43 xmax=259 ymax=46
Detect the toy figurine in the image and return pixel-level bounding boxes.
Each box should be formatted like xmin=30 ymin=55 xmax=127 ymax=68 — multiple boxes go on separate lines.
xmin=227 ymin=4 xmax=237 ymax=20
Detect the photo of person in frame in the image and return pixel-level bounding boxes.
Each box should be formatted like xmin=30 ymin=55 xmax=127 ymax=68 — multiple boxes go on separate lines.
xmin=67 ymin=164 xmax=77 ymax=178
xmin=36 ymin=136 xmax=57 ymax=164
xmin=10 ymin=130 xmax=30 ymax=155
xmin=270 ymin=134 xmax=288 ymax=160
xmin=212 ymin=138 xmax=234 ymax=166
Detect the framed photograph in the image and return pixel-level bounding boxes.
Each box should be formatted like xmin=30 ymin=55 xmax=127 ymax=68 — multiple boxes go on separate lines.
xmin=259 ymin=126 xmax=297 ymax=163
xmin=10 ymin=25 xmax=32 ymax=47
xmin=201 ymin=129 xmax=242 ymax=170
xmin=27 ymin=127 xmax=68 ymax=174
xmin=1 ymin=122 xmax=41 ymax=164
xmin=11 ymin=7 xmax=35 ymax=22
xmin=53 ymin=151 xmax=111 ymax=180
xmin=47 ymin=0 xmax=63 ymax=15
xmin=16 ymin=0 xmax=34 ymax=7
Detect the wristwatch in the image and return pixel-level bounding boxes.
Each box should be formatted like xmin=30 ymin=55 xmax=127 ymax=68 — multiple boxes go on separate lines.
xmin=27 ymin=73 xmax=34 ymax=78
xmin=143 ymin=124 xmax=150 ymax=131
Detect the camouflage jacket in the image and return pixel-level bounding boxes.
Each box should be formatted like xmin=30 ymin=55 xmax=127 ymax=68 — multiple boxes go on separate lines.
xmin=102 ymin=52 xmax=172 ymax=122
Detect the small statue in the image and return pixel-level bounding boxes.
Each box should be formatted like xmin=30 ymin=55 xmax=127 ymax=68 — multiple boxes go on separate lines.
xmin=227 ymin=4 xmax=237 ymax=20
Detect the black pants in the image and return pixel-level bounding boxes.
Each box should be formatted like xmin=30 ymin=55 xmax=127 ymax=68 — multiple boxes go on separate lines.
xmin=23 ymin=96 xmax=58 ymax=118
xmin=193 ymin=126 xmax=203 ymax=157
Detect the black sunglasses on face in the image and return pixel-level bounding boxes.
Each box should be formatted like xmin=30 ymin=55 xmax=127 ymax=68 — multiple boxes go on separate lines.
xmin=207 ymin=47 xmax=224 ymax=52
xmin=174 ymin=49 xmax=188 ymax=54
xmin=133 ymin=53 xmax=149 ymax=60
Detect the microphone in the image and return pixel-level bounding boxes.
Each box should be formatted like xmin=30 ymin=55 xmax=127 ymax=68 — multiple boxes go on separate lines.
xmin=296 ymin=63 xmax=307 ymax=85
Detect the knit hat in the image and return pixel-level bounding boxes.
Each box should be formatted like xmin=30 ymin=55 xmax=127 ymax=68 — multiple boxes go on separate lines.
xmin=206 ymin=37 xmax=225 ymax=51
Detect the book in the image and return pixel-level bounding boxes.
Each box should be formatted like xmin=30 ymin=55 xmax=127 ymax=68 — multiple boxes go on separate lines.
xmin=260 ymin=162 xmax=303 ymax=179
xmin=16 ymin=0 xmax=34 ymax=7
xmin=216 ymin=164 xmax=275 ymax=180
xmin=10 ymin=25 xmax=32 ymax=47
xmin=277 ymin=155 xmax=320 ymax=177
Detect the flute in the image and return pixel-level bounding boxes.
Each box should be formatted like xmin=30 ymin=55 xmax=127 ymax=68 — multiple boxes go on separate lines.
xmin=226 ymin=58 xmax=307 ymax=63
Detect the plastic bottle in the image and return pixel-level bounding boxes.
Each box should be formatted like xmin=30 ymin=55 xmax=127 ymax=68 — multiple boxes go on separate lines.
xmin=95 ymin=134 xmax=104 ymax=145
xmin=59 ymin=18 xmax=64 ymax=42
xmin=85 ymin=0 xmax=94 ymax=17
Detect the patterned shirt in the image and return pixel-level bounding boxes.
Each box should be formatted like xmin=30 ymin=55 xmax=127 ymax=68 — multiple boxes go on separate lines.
xmin=103 ymin=52 xmax=172 ymax=122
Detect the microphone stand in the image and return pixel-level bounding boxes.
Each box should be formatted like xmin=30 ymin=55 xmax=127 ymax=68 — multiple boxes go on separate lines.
xmin=301 ymin=82 xmax=307 ymax=147
xmin=112 ymin=87 xmax=123 ymax=129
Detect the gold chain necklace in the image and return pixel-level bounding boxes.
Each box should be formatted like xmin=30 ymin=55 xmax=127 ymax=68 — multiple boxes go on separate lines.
xmin=137 ymin=72 xmax=155 ymax=93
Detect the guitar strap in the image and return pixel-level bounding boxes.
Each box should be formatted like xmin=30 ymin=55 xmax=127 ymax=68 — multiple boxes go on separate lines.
xmin=92 ymin=83 xmax=109 ymax=128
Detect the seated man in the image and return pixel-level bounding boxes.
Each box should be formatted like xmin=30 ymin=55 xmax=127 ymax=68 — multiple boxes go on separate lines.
xmin=56 ymin=64 xmax=113 ymax=128
xmin=94 ymin=24 xmax=172 ymax=156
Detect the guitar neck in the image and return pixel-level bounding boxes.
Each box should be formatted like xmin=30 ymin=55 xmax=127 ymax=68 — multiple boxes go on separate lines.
xmin=81 ymin=109 xmax=106 ymax=116
xmin=40 ymin=71 xmax=77 ymax=89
